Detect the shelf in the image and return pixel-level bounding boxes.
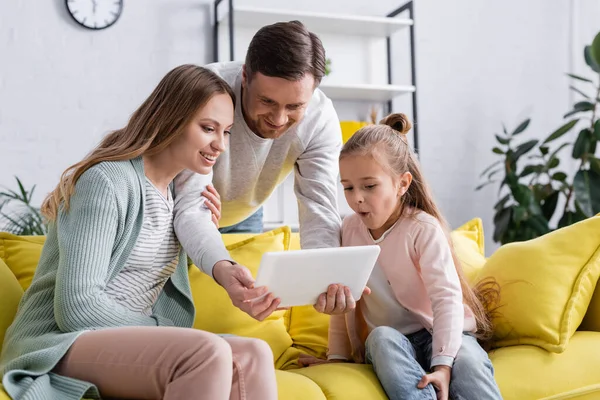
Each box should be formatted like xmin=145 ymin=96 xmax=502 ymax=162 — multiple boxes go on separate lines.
xmin=319 ymin=83 xmax=415 ymax=102
xmin=218 ymin=6 xmax=412 ymax=37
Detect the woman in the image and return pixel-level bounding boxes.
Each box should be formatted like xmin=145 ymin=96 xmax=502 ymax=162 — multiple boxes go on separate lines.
xmin=0 ymin=65 xmax=278 ymax=400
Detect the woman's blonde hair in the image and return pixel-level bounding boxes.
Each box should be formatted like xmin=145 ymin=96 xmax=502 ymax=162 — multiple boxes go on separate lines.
xmin=42 ymin=64 xmax=235 ymax=221
xmin=341 ymin=113 xmax=499 ymax=343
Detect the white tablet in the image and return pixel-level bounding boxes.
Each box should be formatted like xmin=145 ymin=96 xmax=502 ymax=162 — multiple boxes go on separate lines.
xmin=254 ymin=245 xmax=381 ymax=308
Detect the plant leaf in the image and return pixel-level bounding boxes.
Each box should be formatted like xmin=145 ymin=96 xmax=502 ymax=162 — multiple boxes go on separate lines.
xmin=558 ymin=210 xmax=587 ymax=228
xmin=572 ymin=129 xmax=592 ymax=159
xmin=528 ymin=215 xmax=550 ymax=235
xmin=494 ymin=194 xmax=511 ymax=211
xmin=566 ymin=73 xmax=593 ymax=83
xmin=492 ymin=147 xmax=504 ymax=155
xmin=547 ymin=157 xmax=560 ymax=169
xmin=479 ymin=160 xmax=503 ymax=178
xmin=475 ymin=181 xmax=497 ymax=191
xmin=511 ymin=119 xmax=531 ymax=136
xmin=495 ymin=135 xmax=510 ymax=145
xmin=541 ymin=190 xmax=560 ymax=221
xmin=548 ymin=142 xmax=571 ymax=161
xmin=569 ymin=85 xmax=591 ymax=99
xmin=573 ymin=168 xmax=600 ymax=217
xmin=584 ymin=45 xmax=600 ymax=73
xmin=595 ymin=119 xmax=600 ymax=141
xmin=520 ymin=164 xmax=544 ymax=177
xmin=512 ymin=139 xmax=539 ymax=161
xmin=493 ymin=207 xmax=512 ymax=243
xmin=552 ymin=172 xmax=568 ymax=181
xmin=543 ymin=119 xmax=579 ymax=144
xmin=513 ymin=206 xmax=527 ymax=223
xmin=539 ymin=146 xmax=549 ymax=155
xmin=590 ymin=156 xmax=600 ymax=175
xmin=591 ymin=31 xmax=600 ymax=70
xmin=564 ymin=101 xmax=596 ymax=119
xmin=511 ymin=184 xmax=533 ymax=207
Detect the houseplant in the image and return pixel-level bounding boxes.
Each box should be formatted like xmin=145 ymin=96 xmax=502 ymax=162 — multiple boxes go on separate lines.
xmin=477 ymin=32 xmax=600 ymax=244
xmin=0 ymin=177 xmax=47 ymax=235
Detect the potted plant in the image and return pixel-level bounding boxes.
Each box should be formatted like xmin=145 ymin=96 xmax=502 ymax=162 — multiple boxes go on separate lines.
xmin=0 ymin=177 xmax=47 ymax=235
xmin=477 ymin=32 xmax=600 ymax=244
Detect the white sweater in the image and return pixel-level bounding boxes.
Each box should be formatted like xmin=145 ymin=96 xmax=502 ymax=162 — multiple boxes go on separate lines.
xmin=173 ymin=61 xmax=343 ymax=277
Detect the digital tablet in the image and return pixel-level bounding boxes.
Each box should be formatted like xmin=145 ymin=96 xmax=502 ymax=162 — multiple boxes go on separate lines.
xmin=254 ymin=245 xmax=381 ymax=308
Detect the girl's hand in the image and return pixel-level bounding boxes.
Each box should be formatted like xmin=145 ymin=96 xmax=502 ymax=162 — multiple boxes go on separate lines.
xmin=418 ymin=365 xmax=451 ymax=400
xmin=202 ymin=184 xmax=221 ymax=228
xmin=298 ymin=353 xmax=347 ymax=367
xmin=313 ymin=284 xmax=371 ymax=315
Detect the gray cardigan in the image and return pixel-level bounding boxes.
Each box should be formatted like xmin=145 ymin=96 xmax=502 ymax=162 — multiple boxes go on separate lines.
xmin=1 ymin=157 xmax=196 ymax=399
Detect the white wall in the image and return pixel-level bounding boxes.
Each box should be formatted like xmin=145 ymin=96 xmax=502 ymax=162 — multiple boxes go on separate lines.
xmin=1 ymin=0 xmax=596 ymax=254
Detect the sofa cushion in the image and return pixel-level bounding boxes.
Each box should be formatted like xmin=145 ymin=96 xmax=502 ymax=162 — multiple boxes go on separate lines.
xmin=476 ymin=215 xmax=600 ymax=352
xmin=275 ymin=370 xmax=326 ymax=400
xmin=450 ymin=217 xmax=487 ymax=284
xmin=0 ymin=233 xmax=45 ymax=290
xmin=580 ymin=279 xmax=600 ymax=332
xmin=290 ymin=363 xmax=387 ymax=400
xmin=189 ymin=226 xmax=294 ymax=364
xmin=489 ymin=331 xmax=600 ymax=400
xmin=0 ymin=257 xmax=23 ymax=352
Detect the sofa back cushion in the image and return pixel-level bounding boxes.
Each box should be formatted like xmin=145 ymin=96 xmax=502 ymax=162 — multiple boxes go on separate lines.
xmin=0 ymin=257 xmax=23 ymax=350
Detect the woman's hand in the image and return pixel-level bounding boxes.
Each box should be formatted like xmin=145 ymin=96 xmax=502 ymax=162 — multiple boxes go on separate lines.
xmin=418 ymin=365 xmax=451 ymax=400
xmin=313 ymin=284 xmax=371 ymax=315
xmin=202 ymin=184 xmax=221 ymax=228
xmin=298 ymin=353 xmax=348 ymax=367
xmin=213 ymin=260 xmax=281 ymax=321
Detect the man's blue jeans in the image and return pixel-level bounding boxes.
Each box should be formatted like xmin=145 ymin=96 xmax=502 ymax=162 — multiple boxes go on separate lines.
xmin=365 ymin=326 xmax=503 ymax=400
xmin=218 ymin=207 xmax=264 ymax=234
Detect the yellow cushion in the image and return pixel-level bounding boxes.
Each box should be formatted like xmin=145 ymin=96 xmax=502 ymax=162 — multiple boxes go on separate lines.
xmin=0 ymin=385 xmax=10 ymax=400
xmin=0 ymin=233 xmax=45 ymax=290
xmin=287 ymin=305 xmax=330 ymax=359
xmin=290 ymin=363 xmax=387 ymax=400
xmin=275 ymin=370 xmax=326 ymax=400
xmin=489 ymin=331 xmax=600 ymax=400
xmin=476 ymin=215 xmax=600 ymax=352
xmin=189 ymin=226 xmax=294 ymax=364
xmin=450 ymin=218 xmax=487 ymax=284
xmin=580 ymin=280 xmax=600 ymax=332
xmin=0 ymin=257 xmax=23 ymax=353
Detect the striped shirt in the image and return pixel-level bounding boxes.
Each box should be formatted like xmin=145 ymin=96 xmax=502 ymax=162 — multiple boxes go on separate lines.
xmin=105 ymin=178 xmax=180 ymax=315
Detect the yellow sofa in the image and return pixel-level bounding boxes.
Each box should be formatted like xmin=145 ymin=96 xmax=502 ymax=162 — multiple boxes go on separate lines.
xmin=1 ymin=216 xmax=600 ymax=400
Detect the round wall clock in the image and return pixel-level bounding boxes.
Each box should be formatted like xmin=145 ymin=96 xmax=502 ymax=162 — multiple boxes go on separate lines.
xmin=65 ymin=0 xmax=123 ymax=30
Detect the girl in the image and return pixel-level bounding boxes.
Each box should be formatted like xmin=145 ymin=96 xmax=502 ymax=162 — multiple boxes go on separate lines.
xmin=0 ymin=65 xmax=278 ymax=400
xmin=302 ymin=113 xmax=502 ymax=400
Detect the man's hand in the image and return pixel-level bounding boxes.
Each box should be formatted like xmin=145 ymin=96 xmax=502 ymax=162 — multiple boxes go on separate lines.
xmin=212 ymin=260 xmax=281 ymax=321
xmin=417 ymin=365 xmax=451 ymax=400
xmin=202 ymin=184 xmax=221 ymax=228
xmin=313 ymin=284 xmax=371 ymax=315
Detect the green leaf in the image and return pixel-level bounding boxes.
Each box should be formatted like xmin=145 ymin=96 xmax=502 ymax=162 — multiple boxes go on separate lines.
xmin=584 ymin=45 xmax=600 ymax=73
xmin=475 ymin=181 xmax=497 ymax=191
xmin=495 ymin=134 xmax=510 ymax=145
xmin=513 ymin=206 xmax=528 ymax=223
xmin=539 ymin=146 xmax=549 ymax=155
xmin=494 ymin=194 xmax=511 ymax=211
xmin=492 ymin=147 xmax=504 ymax=155
xmin=591 ymin=31 xmax=600 ymax=70
xmin=541 ymin=190 xmax=560 ymax=221
xmin=572 ymin=129 xmax=592 ymax=159
xmin=590 ymin=156 xmax=600 ymax=175
xmin=552 ymin=172 xmax=568 ymax=181
xmin=564 ymin=101 xmax=595 ymax=119
xmin=594 ymin=120 xmax=600 ymax=141
xmin=558 ymin=211 xmax=585 ymax=228
xmin=548 ymin=142 xmax=571 ymax=161
xmin=511 ymin=184 xmax=533 ymax=207
xmin=528 ymin=215 xmax=550 ymax=235
xmin=479 ymin=160 xmax=503 ymax=178
xmin=493 ymin=207 xmax=512 ymax=243
xmin=573 ymin=168 xmax=600 ymax=217
xmin=487 ymin=169 xmax=502 ymax=180
xmin=512 ymin=139 xmax=539 ymax=161
xmin=520 ymin=164 xmax=544 ymax=177
xmin=566 ymin=73 xmax=593 ymax=83
xmin=547 ymin=157 xmax=560 ymax=169
xmin=569 ymin=85 xmax=591 ymax=99
xmin=511 ymin=119 xmax=531 ymax=136
xmin=543 ymin=119 xmax=579 ymax=144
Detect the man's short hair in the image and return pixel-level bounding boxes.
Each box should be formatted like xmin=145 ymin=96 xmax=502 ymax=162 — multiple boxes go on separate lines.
xmin=245 ymin=20 xmax=326 ymax=85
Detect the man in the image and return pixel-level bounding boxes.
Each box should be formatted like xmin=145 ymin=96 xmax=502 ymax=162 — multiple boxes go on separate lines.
xmin=174 ymin=20 xmax=351 ymax=320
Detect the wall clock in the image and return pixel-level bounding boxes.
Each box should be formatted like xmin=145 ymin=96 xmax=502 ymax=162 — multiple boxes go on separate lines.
xmin=65 ymin=0 xmax=123 ymax=30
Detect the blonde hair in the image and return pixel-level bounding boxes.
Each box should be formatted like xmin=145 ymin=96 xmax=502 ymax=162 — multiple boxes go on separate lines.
xmin=42 ymin=64 xmax=235 ymax=221
xmin=341 ymin=113 xmax=499 ymax=343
